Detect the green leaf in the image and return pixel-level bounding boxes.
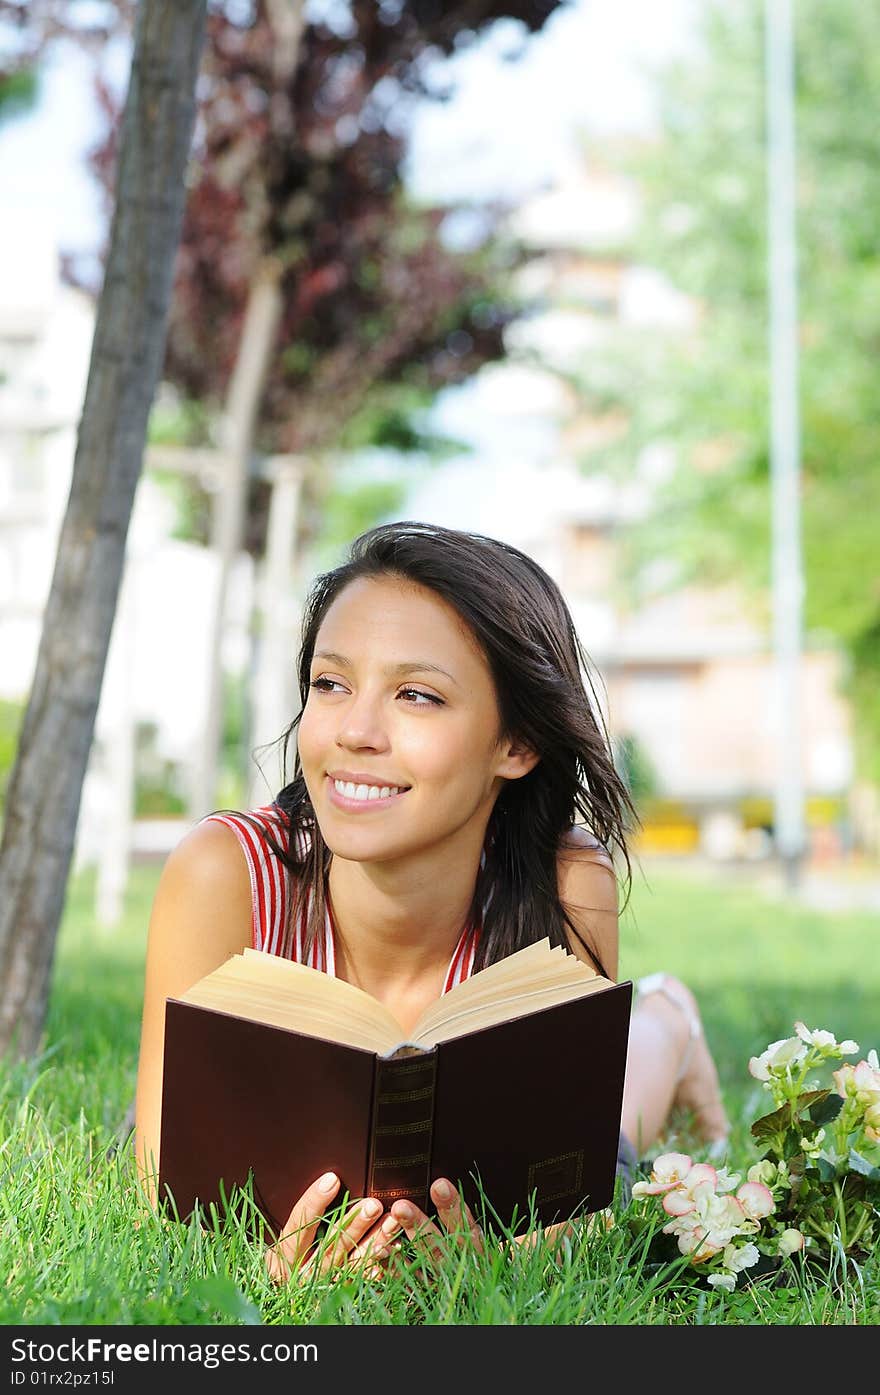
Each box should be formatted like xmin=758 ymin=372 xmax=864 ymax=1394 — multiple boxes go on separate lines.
xmin=847 ymin=1150 xmax=880 ymax=1182
xmin=751 ymin=1102 xmax=791 ymax=1141
xmin=809 ymin=1093 xmax=844 ymax=1126
xmin=796 ymin=1089 xmax=832 ymax=1114
xmin=811 ymin=1154 xmax=840 ymax=1183
xmin=188 ymin=1276 xmax=263 ymax=1325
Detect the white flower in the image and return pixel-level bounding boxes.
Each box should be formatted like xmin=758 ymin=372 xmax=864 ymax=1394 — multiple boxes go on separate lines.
xmin=868 ymin=1049 xmax=879 ymax=1071
xmin=748 ymin=1036 xmax=807 ymax=1081
xmin=713 ymin=1167 xmax=742 ymax=1194
xmin=723 ymin=1242 xmax=760 ymax=1273
xmin=794 ymin=1022 xmax=838 ymax=1050
xmin=839 ymin=1040 xmax=860 ymax=1056
xmin=707 ymin=1273 xmax=736 ymax=1291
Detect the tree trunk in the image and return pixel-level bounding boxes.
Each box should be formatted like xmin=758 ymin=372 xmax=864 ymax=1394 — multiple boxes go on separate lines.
xmin=0 ymin=0 xmax=208 ymax=1060
xmin=187 ymin=0 xmax=307 ymax=820
xmin=188 ymin=260 xmax=285 ymax=820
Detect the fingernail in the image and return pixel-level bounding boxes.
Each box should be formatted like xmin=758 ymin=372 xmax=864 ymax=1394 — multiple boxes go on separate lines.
xmin=393 ymin=1202 xmax=414 ymax=1223
xmin=382 ymin=1215 xmax=401 ymax=1237
xmin=318 ymin=1171 xmax=338 ymax=1193
xmin=434 ymin=1179 xmax=454 ymax=1203
xmin=362 ymin=1198 xmax=382 ymax=1219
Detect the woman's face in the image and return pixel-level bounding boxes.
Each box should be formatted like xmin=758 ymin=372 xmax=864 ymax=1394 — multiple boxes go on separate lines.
xmin=297 ymin=574 xmax=536 ymax=865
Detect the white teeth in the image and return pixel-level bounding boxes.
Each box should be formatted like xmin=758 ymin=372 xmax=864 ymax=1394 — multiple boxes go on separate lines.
xmin=333 ymin=779 xmax=404 ymax=801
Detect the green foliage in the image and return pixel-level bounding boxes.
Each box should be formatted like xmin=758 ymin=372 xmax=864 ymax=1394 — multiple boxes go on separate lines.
xmin=335 ymin=384 xmax=470 ymax=460
xmin=218 ymin=671 xmax=248 ymax=810
xmin=583 ymin=0 xmax=880 ymax=782
xmin=308 ymin=476 xmax=413 ymax=573
xmin=0 ymin=67 xmax=38 ymax=125
xmin=145 ymin=393 xmax=215 ymax=544
xmin=134 ymin=722 xmax=187 ymax=817
xmin=615 ymin=732 xmax=659 ymax=807
xmin=0 ymin=697 xmax=24 ymax=815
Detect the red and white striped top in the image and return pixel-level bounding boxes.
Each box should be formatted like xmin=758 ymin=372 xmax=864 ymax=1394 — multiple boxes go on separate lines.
xmin=205 ymin=805 xmax=480 ymax=994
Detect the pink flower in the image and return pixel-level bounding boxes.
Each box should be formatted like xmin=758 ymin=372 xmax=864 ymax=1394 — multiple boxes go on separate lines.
xmin=864 ymin=1102 xmax=880 ymax=1144
xmin=631 ymin=1152 xmax=693 ymax=1197
xmin=662 ymin=1212 xmax=710 ymax=1256
xmin=735 ymin=1182 xmax=775 ymax=1220
xmin=662 ymin=1189 xmax=697 ymax=1217
xmin=683 ymin=1163 xmax=718 ymax=1192
xmin=834 ymin=1058 xmax=880 ymax=1107
xmin=663 ymin=1190 xmax=750 ymax=1262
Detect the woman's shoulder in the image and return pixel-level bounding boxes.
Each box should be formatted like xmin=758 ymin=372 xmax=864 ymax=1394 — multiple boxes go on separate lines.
xmin=163 ymin=814 xmax=254 ymax=889
xmin=199 ymin=802 xmax=305 ymax=856
xmin=148 ymin=816 xmax=254 ymax=964
xmin=556 ymin=823 xmax=615 ymax=869
xmin=555 ymin=825 xmax=619 ymax=978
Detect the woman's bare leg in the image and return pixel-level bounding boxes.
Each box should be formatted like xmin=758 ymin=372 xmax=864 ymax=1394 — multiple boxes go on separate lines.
xmin=621 ymin=975 xmax=729 ymax=1158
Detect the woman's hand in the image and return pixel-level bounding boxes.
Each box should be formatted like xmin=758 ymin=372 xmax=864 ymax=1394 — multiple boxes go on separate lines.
xmin=263 ymin=1171 xmax=388 ymax=1283
xmin=361 ymin=1177 xmax=486 ymax=1272
xmin=363 ymin=1178 xmax=582 ymax=1272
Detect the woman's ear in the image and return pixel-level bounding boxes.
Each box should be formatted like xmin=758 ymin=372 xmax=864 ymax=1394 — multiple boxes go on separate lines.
xmin=495 ymin=737 xmax=540 ymax=783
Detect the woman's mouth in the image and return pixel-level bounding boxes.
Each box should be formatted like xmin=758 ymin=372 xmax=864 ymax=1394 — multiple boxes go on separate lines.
xmin=326 ymin=775 xmax=411 ymax=811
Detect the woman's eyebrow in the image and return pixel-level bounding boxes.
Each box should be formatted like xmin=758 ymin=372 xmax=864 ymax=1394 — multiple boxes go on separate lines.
xmin=312 ymin=650 xmax=460 ymax=687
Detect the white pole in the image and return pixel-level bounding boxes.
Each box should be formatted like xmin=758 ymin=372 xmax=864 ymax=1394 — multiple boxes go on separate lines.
xmin=765 ymin=0 xmax=806 ymax=888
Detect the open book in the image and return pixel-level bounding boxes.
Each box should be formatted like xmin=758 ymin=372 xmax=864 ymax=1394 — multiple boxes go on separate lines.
xmin=158 ymin=939 xmax=632 ymax=1237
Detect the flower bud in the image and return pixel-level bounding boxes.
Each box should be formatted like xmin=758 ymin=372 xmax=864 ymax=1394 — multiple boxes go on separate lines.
xmin=747 ymin=1160 xmax=776 ymax=1186
xmin=777 ymin=1228 xmax=805 ymax=1257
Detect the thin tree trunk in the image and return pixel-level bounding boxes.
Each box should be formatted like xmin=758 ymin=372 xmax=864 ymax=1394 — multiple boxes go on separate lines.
xmin=187 ymin=0 xmax=308 ymax=820
xmin=189 ymin=260 xmax=284 ymax=819
xmin=0 ymin=0 xmax=208 ymax=1060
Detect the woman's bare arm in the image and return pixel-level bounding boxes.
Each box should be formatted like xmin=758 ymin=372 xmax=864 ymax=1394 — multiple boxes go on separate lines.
xmin=133 ymin=819 xmax=253 ymax=1201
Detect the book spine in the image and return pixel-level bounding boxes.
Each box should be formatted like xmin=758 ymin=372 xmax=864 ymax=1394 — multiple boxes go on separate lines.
xmin=365 ymin=1047 xmax=438 ymax=1210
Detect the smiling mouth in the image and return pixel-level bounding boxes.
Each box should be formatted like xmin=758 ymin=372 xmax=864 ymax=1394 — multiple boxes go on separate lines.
xmin=327 ymin=776 xmax=411 ymax=804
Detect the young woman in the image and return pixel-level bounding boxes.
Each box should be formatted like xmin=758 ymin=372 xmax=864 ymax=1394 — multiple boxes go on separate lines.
xmin=134 ymin=521 xmax=729 ymax=1280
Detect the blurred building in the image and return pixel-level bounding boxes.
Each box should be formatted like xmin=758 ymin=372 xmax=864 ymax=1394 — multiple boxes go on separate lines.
xmin=0 ymin=219 xmax=251 ymax=871
xmin=406 ymin=151 xmax=854 ymax=860
xmin=0 ymin=216 xmax=94 ymax=697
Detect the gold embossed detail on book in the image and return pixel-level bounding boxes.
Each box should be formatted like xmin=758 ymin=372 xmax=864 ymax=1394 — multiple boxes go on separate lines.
xmin=367 ymin=1049 xmax=437 ymax=1205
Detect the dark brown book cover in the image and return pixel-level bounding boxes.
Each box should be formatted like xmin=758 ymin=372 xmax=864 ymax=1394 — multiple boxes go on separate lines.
xmin=158 ymin=978 xmax=632 ymax=1239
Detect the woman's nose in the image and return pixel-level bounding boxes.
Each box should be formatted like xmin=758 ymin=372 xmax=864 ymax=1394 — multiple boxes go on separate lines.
xmin=334 ymin=690 xmax=390 ymax=750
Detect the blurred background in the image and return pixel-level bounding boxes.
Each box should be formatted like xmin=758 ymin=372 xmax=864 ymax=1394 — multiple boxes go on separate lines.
xmin=2 ymin=0 xmax=879 ymax=931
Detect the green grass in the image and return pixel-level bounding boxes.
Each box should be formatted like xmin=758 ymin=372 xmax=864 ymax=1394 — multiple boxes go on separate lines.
xmin=1 ymin=859 xmax=878 ymax=1325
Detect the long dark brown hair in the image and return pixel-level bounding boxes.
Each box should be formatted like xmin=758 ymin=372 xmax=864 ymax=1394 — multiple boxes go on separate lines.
xmin=243 ymin=520 xmax=637 ymax=978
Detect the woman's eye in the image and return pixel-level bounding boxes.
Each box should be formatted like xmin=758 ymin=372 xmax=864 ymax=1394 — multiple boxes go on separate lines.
xmin=309 ymin=677 xmax=345 ymax=693
xmin=398 ymin=687 xmax=442 ymax=706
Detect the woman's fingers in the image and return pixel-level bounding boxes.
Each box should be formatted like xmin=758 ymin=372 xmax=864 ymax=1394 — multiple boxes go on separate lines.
xmin=265 ymin=1174 xmax=486 ymax=1283
xmin=384 ymin=1200 xmax=446 ymax=1267
xmin=372 ymin=1179 xmax=484 ymax=1271
xmin=264 ymin=1170 xmax=342 ymax=1282
xmin=306 ymin=1195 xmax=385 ymax=1275
xmin=430 ymin=1178 xmax=485 ymax=1255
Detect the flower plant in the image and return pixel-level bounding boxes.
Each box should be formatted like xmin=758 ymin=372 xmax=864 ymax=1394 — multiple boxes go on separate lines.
xmin=628 ymin=1024 xmax=880 ymax=1290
